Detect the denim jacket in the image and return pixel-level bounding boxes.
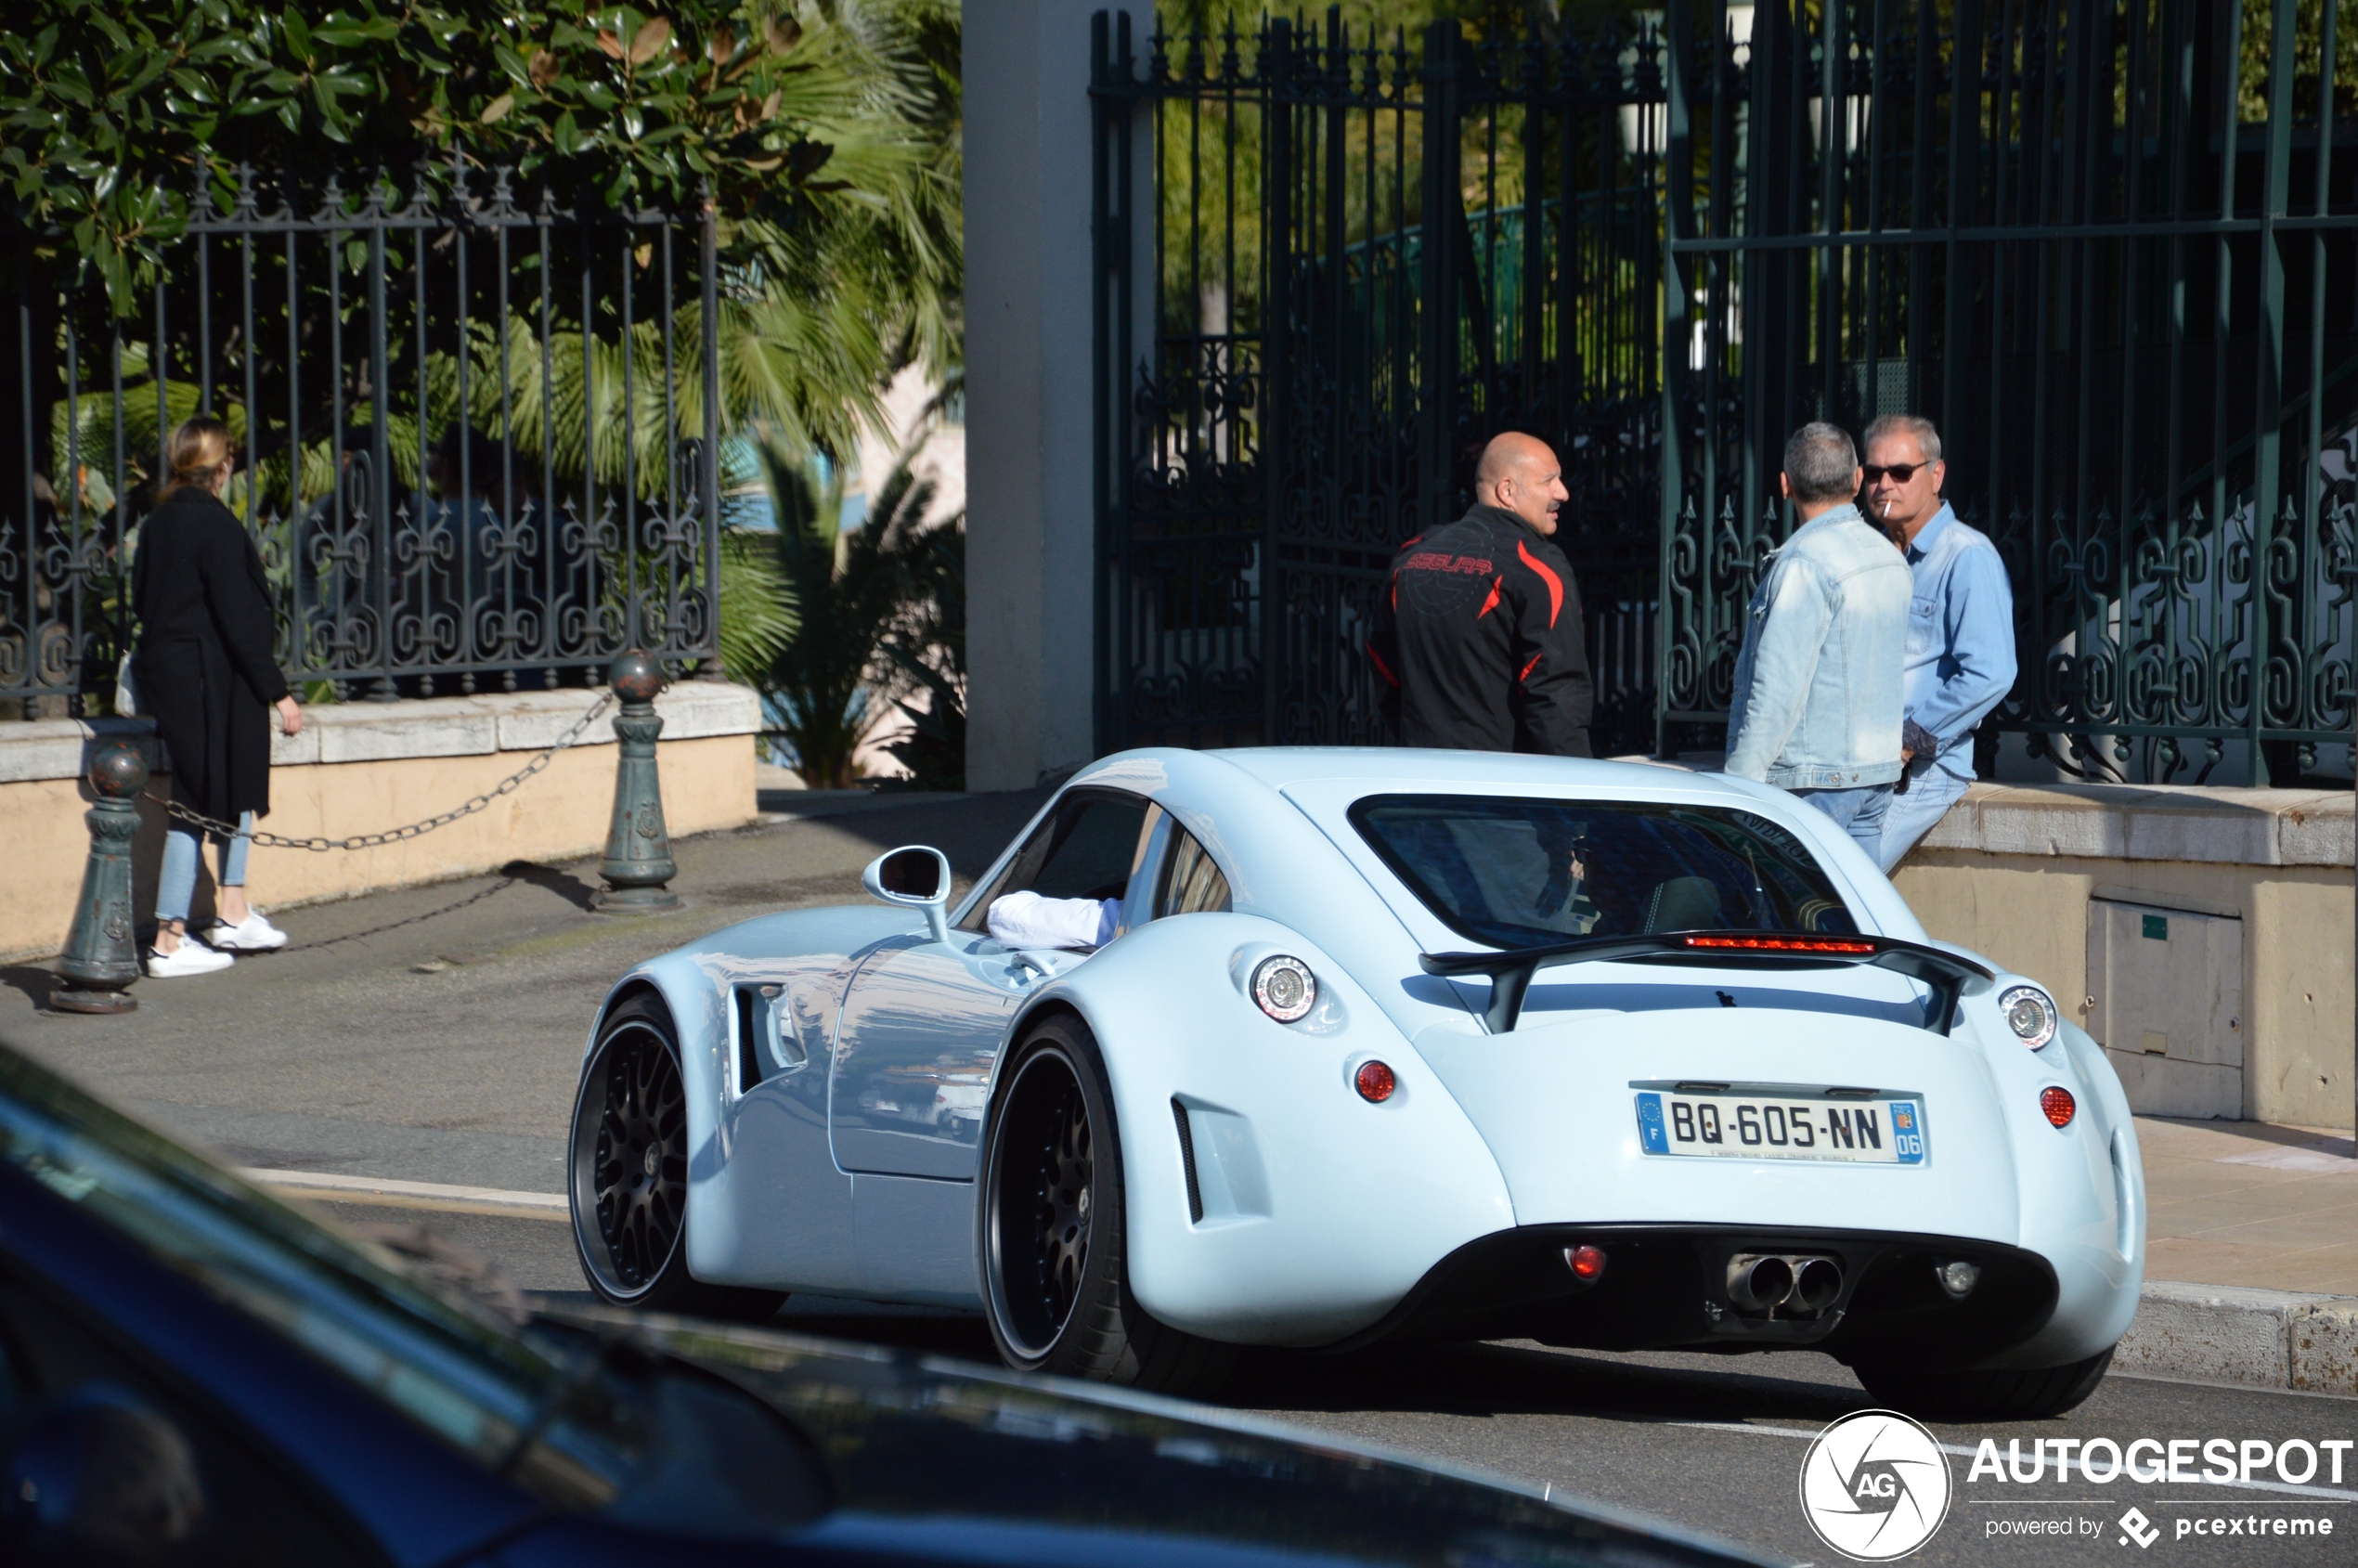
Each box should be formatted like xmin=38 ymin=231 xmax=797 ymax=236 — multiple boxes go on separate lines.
xmin=1724 ymin=501 xmax=1913 ymax=789
xmin=1899 ymin=503 xmax=2017 ymax=780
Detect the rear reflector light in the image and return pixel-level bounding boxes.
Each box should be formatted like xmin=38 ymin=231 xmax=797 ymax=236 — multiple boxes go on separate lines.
xmin=2040 ymin=1087 xmax=2077 ymax=1128
xmin=1354 ymin=1060 xmax=1396 ymax=1103
xmin=1678 ymin=935 xmax=1878 ymax=955
xmin=1566 ymin=1244 xmax=1608 ymax=1280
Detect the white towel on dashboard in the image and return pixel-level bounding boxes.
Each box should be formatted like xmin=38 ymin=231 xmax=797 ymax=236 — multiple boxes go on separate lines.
xmin=987 ymin=891 xmax=1121 ymax=951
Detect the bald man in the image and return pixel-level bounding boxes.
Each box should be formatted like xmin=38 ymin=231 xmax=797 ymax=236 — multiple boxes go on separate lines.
xmin=1367 ymin=432 xmax=1593 ymax=756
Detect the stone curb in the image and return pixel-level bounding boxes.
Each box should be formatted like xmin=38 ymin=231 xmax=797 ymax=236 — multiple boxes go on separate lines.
xmin=2116 ymin=1279 xmax=2358 ymax=1395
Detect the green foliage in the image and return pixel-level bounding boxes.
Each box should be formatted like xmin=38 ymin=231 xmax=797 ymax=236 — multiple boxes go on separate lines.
xmin=748 ymin=435 xmax=960 ymax=787
xmin=2 ymin=0 xmax=961 ymax=357
xmin=879 ymin=493 xmax=963 ymax=789
xmin=718 ymin=524 xmax=797 ymax=685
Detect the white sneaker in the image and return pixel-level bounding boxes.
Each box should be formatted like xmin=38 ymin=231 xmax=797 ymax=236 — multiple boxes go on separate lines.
xmin=208 ymin=911 xmax=288 ymax=952
xmin=147 ymin=942 xmax=235 ymax=978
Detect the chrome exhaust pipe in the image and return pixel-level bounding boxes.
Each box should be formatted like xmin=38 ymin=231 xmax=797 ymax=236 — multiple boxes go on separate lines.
xmin=1790 ymin=1255 xmax=1844 ymax=1315
xmin=1725 ymin=1254 xmax=1794 ymax=1313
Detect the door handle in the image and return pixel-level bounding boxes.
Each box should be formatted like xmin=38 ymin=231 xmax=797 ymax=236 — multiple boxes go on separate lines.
xmin=1010 ymin=952 xmax=1051 ymax=983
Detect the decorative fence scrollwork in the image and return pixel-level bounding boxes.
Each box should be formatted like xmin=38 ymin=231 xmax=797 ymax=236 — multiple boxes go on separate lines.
xmin=2 ymin=164 xmax=723 ymax=719
xmin=1661 ymin=0 xmax=2357 ymax=784
xmin=1100 ymin=3 xmax=2357 ymax=784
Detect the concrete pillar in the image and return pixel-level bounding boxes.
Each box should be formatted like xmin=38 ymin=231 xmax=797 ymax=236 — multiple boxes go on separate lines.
xmin=964 ymin=0 xmax=1149 ymax=790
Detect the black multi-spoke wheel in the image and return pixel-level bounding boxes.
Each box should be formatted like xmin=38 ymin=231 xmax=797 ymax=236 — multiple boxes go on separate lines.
xmin=569 ymin=993 xmax=784 ymax=1319
xmin=980 ymin=1016 xmax=1235 ymax=1396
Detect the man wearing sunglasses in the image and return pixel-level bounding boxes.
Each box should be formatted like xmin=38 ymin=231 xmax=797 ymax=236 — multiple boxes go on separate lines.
xmin=1860 ymin=414 xmax=2017 ymax=870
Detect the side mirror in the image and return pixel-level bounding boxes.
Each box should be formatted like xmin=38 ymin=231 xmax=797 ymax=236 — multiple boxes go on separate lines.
xmin=862 ymin=847 xmax=952 ymax=941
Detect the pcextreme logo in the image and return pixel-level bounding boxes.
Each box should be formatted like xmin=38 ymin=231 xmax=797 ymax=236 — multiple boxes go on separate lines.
xmin=1799 ymin=1410 xmax=1955 ymax=1562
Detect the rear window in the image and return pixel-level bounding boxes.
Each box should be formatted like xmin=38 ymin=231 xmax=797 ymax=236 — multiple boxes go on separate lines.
xmin=1350 ymin=795 xmax=1857 ymax=949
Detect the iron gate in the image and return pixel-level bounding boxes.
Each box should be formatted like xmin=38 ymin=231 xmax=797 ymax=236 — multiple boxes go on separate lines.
xmin=1097 ymin=2 xmax=2358 ymax=784
xmin=1090 ymin=8 xmax=1672 ymax=757
xmin=3 ymin=166 xmax=722 ymax=719
xmin=1663 ymin=0 xmax=2358 ymax=784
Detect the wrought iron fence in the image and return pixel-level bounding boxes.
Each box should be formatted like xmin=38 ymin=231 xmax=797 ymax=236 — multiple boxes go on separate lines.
xmin=1098 ymin=3 xmax=2358 ymax=784
xmin=1663 ymin=0 xmax=2357 ymax=784
xmin=1091 ymin=9 xmax=1672 ymax=756
xmin=3 ymin=165 xmax=723 ymax=719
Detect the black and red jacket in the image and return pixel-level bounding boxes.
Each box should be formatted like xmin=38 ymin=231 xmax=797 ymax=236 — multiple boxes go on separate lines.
xmin=1367 ymin=503 xmax=1594 ymax=756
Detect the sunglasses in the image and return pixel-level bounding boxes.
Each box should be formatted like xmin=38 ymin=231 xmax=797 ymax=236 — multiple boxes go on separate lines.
xmin=1862 ymin=461 xmax=1931 ymax=485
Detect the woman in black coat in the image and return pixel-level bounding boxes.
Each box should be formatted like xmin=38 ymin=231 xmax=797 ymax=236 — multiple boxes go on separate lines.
xmin=132 ymin=417 xmax=304 ymax=976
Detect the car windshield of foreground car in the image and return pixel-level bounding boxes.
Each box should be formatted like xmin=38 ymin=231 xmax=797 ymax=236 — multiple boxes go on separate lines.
xmin=0 ymin=1046 xmax=665 ymax=1509
xmin=1352 ymin=796 xmax=1859 ymax=950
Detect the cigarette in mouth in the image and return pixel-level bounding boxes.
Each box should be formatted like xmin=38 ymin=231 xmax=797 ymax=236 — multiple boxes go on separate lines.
xmin=1882 ymin=500 xmax=1892 ymax=517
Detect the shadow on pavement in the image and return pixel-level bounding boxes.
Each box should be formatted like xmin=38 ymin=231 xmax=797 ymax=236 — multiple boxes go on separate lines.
xmin=0 ymin=965 xmax=57 ymax=1013
xmin=1224 ymin=1340 xmax=1865 ymax=1426
xmin=287 ymin=875 xmax=523 ymax=951
xmin=498 ymin=859 xmax=602 ymax=913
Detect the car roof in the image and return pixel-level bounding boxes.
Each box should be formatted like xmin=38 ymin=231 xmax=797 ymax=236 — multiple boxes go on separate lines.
xmin=1063 ymin=745 xmax=1927 ymax=945
xmin=1205 ymin=746 xmax=1756 ymax=800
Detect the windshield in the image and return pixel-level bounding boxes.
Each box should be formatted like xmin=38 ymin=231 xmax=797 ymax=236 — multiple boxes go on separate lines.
xmin=1351 ymin=795 xmax=1858 ymax=949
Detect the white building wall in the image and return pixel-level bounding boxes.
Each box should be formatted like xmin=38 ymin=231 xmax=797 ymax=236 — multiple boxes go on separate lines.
xmin=963 ymin=0 xmax=1148 ymax=789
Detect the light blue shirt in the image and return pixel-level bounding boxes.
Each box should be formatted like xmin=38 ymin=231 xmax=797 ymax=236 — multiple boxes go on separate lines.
xmin=1725 ymin=502 xmax=1914 ymax=790
xmin=1899 ymin=503 xmax=2016 ymax=780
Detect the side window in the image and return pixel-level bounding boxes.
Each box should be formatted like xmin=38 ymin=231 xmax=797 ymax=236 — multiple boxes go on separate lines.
xmin=961 ymin=791 xmax=1151 ymax=930
xmin=1156 ymin=829 xmax=1232 ymax=917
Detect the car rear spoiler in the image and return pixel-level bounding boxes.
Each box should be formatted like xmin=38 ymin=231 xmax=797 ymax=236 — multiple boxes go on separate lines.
xmin=1418 ymin=931 xmax=1996 ymax=1035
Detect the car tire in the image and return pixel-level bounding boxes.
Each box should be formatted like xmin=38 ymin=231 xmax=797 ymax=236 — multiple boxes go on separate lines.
xmin=980 ymin=1014 xmax=1236 ymax=1398
xmin=1855 ymin=1346 xmax=2114 ymax=1422
xmin=570 ymin=992 xmax=785 ymax=1321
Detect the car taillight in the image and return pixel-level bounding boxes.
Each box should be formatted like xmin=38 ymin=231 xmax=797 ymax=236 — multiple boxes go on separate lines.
xmin=1354 ymin=1060 xmax=1396 ymax=1103
xmin=1678 ymin=934 xmax=1878 ymax=955
xmin=2040 ymin=1086 xmax=2076 ymax=1128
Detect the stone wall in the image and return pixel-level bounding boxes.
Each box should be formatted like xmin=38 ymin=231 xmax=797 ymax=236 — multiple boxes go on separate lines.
xmin=1892 ymin=782 xmax=2355 ymax=1130
xmin=3 ymin=684 xmax=760 ymax=962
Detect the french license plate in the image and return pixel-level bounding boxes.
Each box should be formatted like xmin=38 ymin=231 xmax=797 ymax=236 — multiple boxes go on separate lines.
xmin=1633 ymin=1087 xmax=1927 ymax=1165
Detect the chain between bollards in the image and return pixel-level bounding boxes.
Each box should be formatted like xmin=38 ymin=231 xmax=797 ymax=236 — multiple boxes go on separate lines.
xmin=593 ymin=650 xmax=680 ymax=913
xmin=53 ymin=739 xmax=151 ymax=1014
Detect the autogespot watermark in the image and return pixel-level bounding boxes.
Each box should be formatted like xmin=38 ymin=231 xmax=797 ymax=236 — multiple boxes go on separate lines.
xmin=1800 ymin=1410 xmax=1954 ymax=1561
xmin=1798 ymin=1417 xmax=2352 ymax=1559
xmin=1964 ymin=1435 xmax=2353 ymax=1488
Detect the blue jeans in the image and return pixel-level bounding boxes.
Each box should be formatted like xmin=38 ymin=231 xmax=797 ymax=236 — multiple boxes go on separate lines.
xmin=1793 ymin=784 xmax=1891 ymax=853
xmin=157 ymin=813 xmax=253 ymax=923
xmin=1878 ymin=764 xmax=1973 ymax=872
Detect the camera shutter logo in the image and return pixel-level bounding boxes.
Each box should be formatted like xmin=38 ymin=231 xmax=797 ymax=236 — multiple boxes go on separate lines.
xmin=1798 ymin=1409 xmax=1953 ymax=1561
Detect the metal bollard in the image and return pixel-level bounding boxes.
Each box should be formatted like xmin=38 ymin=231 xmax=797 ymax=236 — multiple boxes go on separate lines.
xmin=53 ymin=738 xmax=150 ymax=1014
xmin=594 ymin=650 xmax=680 ymax=912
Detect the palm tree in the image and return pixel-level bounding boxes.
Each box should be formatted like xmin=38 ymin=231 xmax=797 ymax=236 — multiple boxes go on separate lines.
xmin=751 ymin=441 xmax=952 ymax=787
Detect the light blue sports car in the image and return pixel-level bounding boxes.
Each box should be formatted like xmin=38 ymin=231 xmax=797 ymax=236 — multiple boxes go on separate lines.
xmin=567 ymin=749 xmax=2144 ymax=1420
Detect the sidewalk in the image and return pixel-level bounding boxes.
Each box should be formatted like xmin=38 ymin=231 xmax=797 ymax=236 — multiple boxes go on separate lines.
xmin=0 ymin=794 xmax=2350 ymax=1395
xmin=2113 ymin=1115 xmax=2358 ymax=1395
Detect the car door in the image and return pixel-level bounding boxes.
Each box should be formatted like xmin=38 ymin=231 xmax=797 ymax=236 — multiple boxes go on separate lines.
xmin=828 ymin=789 xmax=1153 ymax=1179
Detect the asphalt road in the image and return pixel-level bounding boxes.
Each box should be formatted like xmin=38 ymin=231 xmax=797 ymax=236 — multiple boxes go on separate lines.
xmin=10 ymin=793 xmax=2354 ymax=1568
xmin=302 ymin=1197 xmax=2358 ymax=1568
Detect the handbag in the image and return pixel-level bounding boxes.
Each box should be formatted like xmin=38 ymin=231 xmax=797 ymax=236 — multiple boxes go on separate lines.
xmin=114 ymin=649 xmax=142 ymax=718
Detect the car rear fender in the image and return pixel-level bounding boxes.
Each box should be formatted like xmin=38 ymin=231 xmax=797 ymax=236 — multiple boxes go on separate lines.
xmin=1023 ymin=913 xmax=1515 ymax=1347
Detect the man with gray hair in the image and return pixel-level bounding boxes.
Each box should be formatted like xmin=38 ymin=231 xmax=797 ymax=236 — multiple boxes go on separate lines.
xmin=1860 ymin=412 xmax=2016 ymax=869
xmin=1722 ymin=422 xmax=1913 ymax=851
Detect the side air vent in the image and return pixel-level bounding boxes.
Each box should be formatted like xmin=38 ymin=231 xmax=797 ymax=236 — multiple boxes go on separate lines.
xmin=732 ymin=987 xmax=765 ymax=1095
xmin=1172 ymin=1099 xmax=1204 ymax=1224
